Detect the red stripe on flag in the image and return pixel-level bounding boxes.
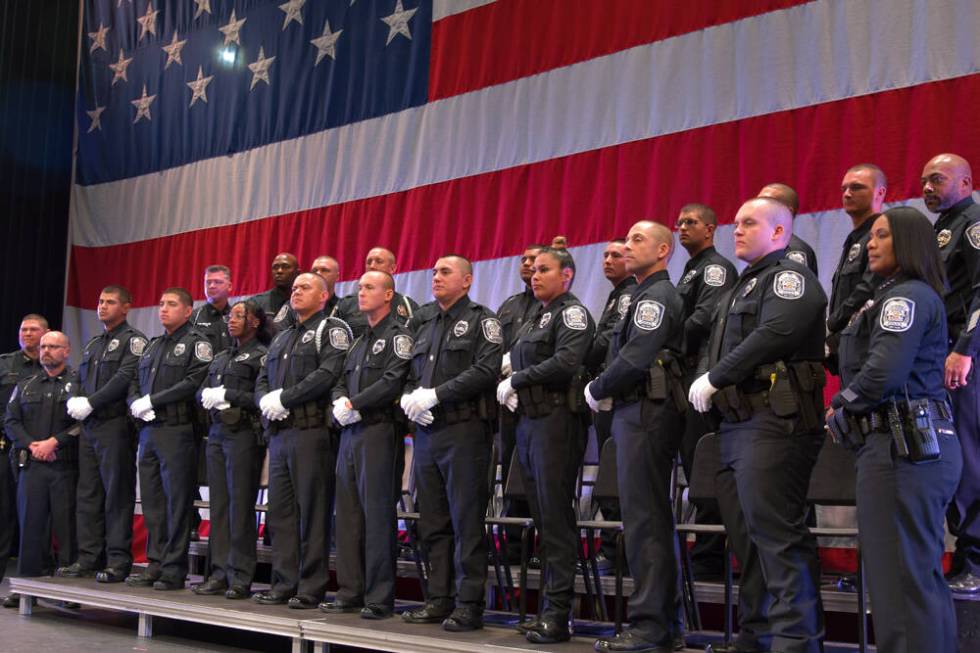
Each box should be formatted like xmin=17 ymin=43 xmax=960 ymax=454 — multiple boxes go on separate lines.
xmin=67 ymin=74 xmax=980 ymax=309
xmin=429 ymin=0 xmax=811 ymax=101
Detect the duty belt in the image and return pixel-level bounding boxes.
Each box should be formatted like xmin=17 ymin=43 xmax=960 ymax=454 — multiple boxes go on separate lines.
xmin=516 ymin=386 xmax=567 ymax=418
xmin=848 ymin=399 xmax=952 ymax=440
xmin=357 ymin=407 xmax=397 ymax=426
xmin=431 ymin=399 xmax=483 ymax=427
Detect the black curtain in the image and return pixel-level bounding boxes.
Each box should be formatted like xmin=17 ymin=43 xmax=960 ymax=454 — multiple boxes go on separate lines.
xmin=0 ymin=0 xmax=79 ymax=350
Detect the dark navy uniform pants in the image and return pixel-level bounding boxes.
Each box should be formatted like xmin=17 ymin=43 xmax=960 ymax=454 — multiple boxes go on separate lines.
xmin=949 ymin=374 xmax=980 ymax=575
xmin=17 ymin=459 xmax=76 ymax=577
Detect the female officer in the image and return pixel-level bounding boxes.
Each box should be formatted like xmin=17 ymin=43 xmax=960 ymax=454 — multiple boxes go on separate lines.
xmin=827 ymin=206 xmax=961 ymax=653
xmin=496 ymin=247 xmax=595 ymax=644
xmin=192 ymin=300 xmax=272 ymax=600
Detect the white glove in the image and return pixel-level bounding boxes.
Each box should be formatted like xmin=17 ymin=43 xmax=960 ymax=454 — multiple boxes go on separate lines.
xmin=505 ymin=393 xmax=518 ymax=413
xmin=347 ymin=410 xmax=362 ymax=425
xmin=414 ymin=409 xmax=434 ymax=426
xmin=260 ymin=389 xmax=289 ymax=421
xmin=141 ymin=409 xmax=157 ymax=422
xmin=203 ymin=387 xmax=230 ymax=411
xmin=66 ymin=397 xmax=93 ymax=421
xmin=501 ymin=352 xmax=512 ymax=377
xmin=584 ymin=382 xmax=613 ymax=412
xmin=688 ymin=373 xmax=719 ymax=413
xmin=130 ymin=395 xmax=153 ymax=420
xmin=496 ymin=377 xmax=516 ymax=406
xmin=414 ymin=388 xmax=439 ymax=412
xmin=399 ymin=393 xmax=414 ymax=415
xmin=332 ymin=397 xmax=353 ymax=425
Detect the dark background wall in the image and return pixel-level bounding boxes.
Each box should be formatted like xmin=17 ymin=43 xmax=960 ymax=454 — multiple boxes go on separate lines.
xmin=0 ymin=0 xmax=79 ymax=351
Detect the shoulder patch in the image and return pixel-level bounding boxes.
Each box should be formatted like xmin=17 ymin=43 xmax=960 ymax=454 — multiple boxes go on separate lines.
xmin=680 ymin=269 xmax=698 ymax=285
xmin=538 ymin=312 xmax=552 ymax=328
xmin=633 ymin=300 xmax=664 ymax=331
xmin=879 ymin=297 xmax=915 ymax=333
xmin=129 ymin=336 xmax=147 ymax=356
xmin=372 ymin=339 xmax=386 ymax=355
xmin=274 ymin=304 xmax=290 ymax=323
xmin=173 ymin=343 xmax=186 ymax=356
xmin=937 ymin=228 xmax=952 ymax=248
xmin=617 ymin=294 xmax=631 ymax=318
xmin=329 ymin=327 xmax=351 ymax=350
xmin=773 ymin=271 xmax=805 ymax=300
xmin=786 ymin=250 xmax=808 ymax=266
xmin=396 ymin=303 xmax=409 ymax=318
xmin=195 ymin=341 xmax=214 ymax=362
xmin=847 ymin=242 xmax=862 ymax=263
xmin=967 ymin=222 xmax=980 ymax=250
xmin=107 ymin=338 xmax=120 ymax=352
xmin=393 ymin=334 xmax=413 ymax=359
xmin=453 ymin=320 xmax=469 ymax=337
xmin=562 ymin=305 xmax=589 ymax=331
xmin=481 ymin=318 xmax=503 ymax=344
xmin=703 ymin=264 xmax=726 ymax=287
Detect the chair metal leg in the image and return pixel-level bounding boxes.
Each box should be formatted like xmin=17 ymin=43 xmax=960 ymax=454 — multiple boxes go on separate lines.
xmin=585 ymin=527 xmax=608 ymax=622
xmin=678 ymin=528 xmax=701 ymax=631
xmin=723 ymin=538 xmax=733 ymax=647
xmin=857 ymin=549 xmax=868 ymax=653
xmin=614 ymin=530 xmax=625 ymax=634
xmin=519 ymin=525 xmax=531 ymax=622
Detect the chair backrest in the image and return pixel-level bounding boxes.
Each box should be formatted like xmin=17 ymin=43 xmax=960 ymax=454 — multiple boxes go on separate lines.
xmin=688 ymin=432 xmax=721 ymax=502
xmin=591 ymin=438 xmax=619 ymax=502
xmin=806 ymin=433 xmax=856 ymax=505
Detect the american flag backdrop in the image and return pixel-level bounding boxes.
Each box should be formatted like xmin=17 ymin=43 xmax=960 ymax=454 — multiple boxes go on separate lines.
xmin=65 ymin=0 xmax=980 ymax=350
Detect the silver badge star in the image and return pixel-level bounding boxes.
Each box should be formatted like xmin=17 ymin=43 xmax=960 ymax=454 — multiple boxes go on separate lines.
xmin=219 ymin=9 xmax=246 ymax=46
xmin=193 ymin=0 xmax=211 ymax=19
xmin=310 ymin=20 xmax=342 ymax=65
xmin=381 ymin=0 xmax=417 ymax=45
xmin=162 ymin=31 xmax=187 ymax=69
xmin=186 ymin=65 xmax=213 ymax=107
xmin=131 ymin=84 xmax=157 ymax=124
xmin=86 ymin=106 xmax=105 ymax=133
xmin=108 ymin=49 xmax=134 ymax=85
xmin=279 ymin=0 xmax=305 ymax=30
xmin=248 ymin=46 xmax=276 ymax=90
xmin=88 ymin=23 xmax=110 ymax=53
xmin=137 ymin=1 xmax=159 ymax=41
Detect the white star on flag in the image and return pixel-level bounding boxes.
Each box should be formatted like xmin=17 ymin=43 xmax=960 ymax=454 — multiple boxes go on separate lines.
xmin=381 ymin=0 xmax=417 ymax=45
xmin=86 ymin=106 xmax=105 ymax=133
xmin=88 ymin=23 xmax=110 ymax=53
xmin=162 ymin=31 xmax=187 ymax=69
xmin=220 ymin=10 xmax=246 ymax=46
xmin=248 ymin=47 xmax=276 ymax=90
xmin=137 ymin=1 xmax=159 ymax=41
xmin=109 ymin=49 xmax=134 ymax=85
xmin=131 ymin=84 xmax=157 ymax=124
xmin=193 ymin=0 xmax=211 ymax=19
xmin=187 ymin=66 xmax=214 ymax=107
xmin=279 ymin=0 xmax=305 ymax=30
xmin=310 ymin=20 xmax=342 ymax=65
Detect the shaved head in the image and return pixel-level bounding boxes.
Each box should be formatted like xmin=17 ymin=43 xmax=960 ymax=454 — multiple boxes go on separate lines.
xmin=362 ymin=269 xmax=395 ymax=291
xmin=922 ymin=153 xmax=974 ymax=213
xmin=733 ymin=198 xmax=792 ymax=264
xmin=624 ymin=220 xmax=673 ymax=281
xmin=758 ymin=182 xmax=799 ymax=216
xmin=365 ymin=247 xmax=397 ymax=274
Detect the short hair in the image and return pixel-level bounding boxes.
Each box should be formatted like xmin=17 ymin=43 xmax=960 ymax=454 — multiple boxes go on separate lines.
xmin=526 ymin=244 xmax=548 ymax=252
xmin=608 ymin=238 xmax=626 ymax=245
xmin=847 ymin=163 xmax=888 ymax=188
xmin=101 ymin=285 xmax=132 ymax=304
xmin=537 ymin=246 xmax=576 ymax=275
xmin=161 ymin=287 xmax=193 ymax=307
xmin=205 ymin=264 xmax=231 ymax=278
xmin=230 ymin=299 xmax=274 ymax=346
xmin=296 ymin=272 xmax=327 ymax=292
xmin=439 ymin=253 xmax=473 ymax=275
xmin=679 ymin=203 xmax=717 ymax=226
xmin=759 ymin=182 xmax=799 ymax=216
xmin=363 ymin=270 xmax=396 ymax=291
xmin=21 ymin=314 xmax=49 ymax=329
xmin=881 ymin=207 xmax=946 ymax=296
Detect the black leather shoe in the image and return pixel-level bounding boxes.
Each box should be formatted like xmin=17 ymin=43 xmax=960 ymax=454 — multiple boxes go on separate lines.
xmin=360 ymin=604 xmax=393 ymax=620
xmin=96 ymin=566 xmax=130 ymax=583
xmin=949 ymin=571 xmax=980 ymax=594
xmin=225 ymin=586 xmax=250 ymax=600
xmin=594 ymin=630 xmax=672 ymax=652
xmin=153 ymin=578 xmax=184 ymax=591
xmin=443 ymin=604 xmax=483 ymax=632
xmin=288 ymin=594 xmax=319 ymax=609
xmin=125 ymin=569 xmax=162 ymax=587
xmin=192 ymin=578 xmax=228 ymax=595
xmin=319 ymin=598 xmax=364 ymax=613
xmin=55 ymin=562 xmax=97 ymax=578
xmin=525 ymin=618 xmax=570 ymax=644
xmin=672 ymin=634 xmax=685 ymax=651
xmin=516 ymin=618 xmax=542 ymax=634
xmin=402 ymin=602 xmax=454 ymax=624
xmin=254 ymin=590 xmax=293 ymax=605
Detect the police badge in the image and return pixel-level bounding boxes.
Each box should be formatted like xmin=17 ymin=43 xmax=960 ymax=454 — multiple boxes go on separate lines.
xmin=681 ymin=269 xmax=698 ymax=285
xmin=847 ymin=243 xmax=862 ymax=263
xmin=617 ymin=294 xmax=631 ymax=318
xmin=274 ymin=304 xmax=290 ymax=323
xmin=107 ymin=338 xmax=120 ymax=352
xmin=234 ymin=352 xmax=250 ymax=362
xmin=453 ymin=320 xmax=469 ymax=337
xmin=301 ymin=330 xmax=315 ymax=344
xmin=633 ymin=300 xmax=664 ymax=331
xmin=937 ymin=229 xmax=952 ymax=248
xmin=173 ymin=343 xmax=186 ymax=356
xmin=538 ymin=312 xmax=552 ymax=328
xmin=880 ymin=297 xmax=915 ymax=333
xmin=786 ymin=250 xmax=807 ymax=266
xmin=968 ymin=223 xmax=980 ymax=250
xmin=393 ymin=334 xmax=413 ymax=360
xmin=372 ymin=339 xmax=386 ymax=355
xmin=773 ymin=271 xmax=804 ymax=300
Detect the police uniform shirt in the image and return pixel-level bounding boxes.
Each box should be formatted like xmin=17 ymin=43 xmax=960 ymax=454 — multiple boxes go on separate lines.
xmin=0 ymin=351 xmax=42 ymax=428
xmin=252 ymin=287 xmax=295 ymax=333
xmin=510 ymin=293 xmax=594 ymax=390
xmin=785 ymin=233 xmax=819 ymax=276
xmin=827 ymin=217 xmax=877 ymax=335
xmin=191 ymin=302 xmax=232 ymax=354
xmin=708 ymin=251 xmax=827 ymax=389
xmin=203 ymin=338 xmax=267 ymax=421
xmin=676 ymin=247 xmax=737 ymax=363
xmin=497 ymin=288 xmax=538 ymax=352
xmin=333 ymin=312 xmax=413 ymax=411
xmin=334 ymin=292 xmax=418 ymax=339
xmin=5 ymin=368 xmax=79 ymax=457
xmin=130 ymin=322 xmax=213 ymax=406
xmin=405 ymin=295 xmax=502 ymax=403
xmin=256 ymin=311 xmax=350 ymax=403
xmin=832 ymin=276 xmax=947 ymax=414
xmin=590 ymin=270 xmax=684 ymax=400
xmin=935 ymin=196 xmax=980 ymax=356
xmin=79 ymin=321 xmax=147 ymax=414
xmin=585 ymin=277 xmax=636 ymax=373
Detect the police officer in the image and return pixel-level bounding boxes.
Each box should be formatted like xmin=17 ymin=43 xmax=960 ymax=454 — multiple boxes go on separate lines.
xmin=335 ymin=247 xmax=419 ymax=338
xmin=56 ymin=287 xmax=146 ymax=583
xmin=673 ymin=204 xmax=737 ymax=581
xmin=322 ymin=271 xmax=413 ymax=619
xmin=826 ymin=164 xmax=887 ymax=372
xmin=689 ymin=198 xmax=827 ymax=653
xmin=5 ymin=331 xmax=78 ymax=580
xmin=253 ymin=273 xmax=350 ymax=608
xmin=126 ymin=287 xmax=213 ymax=590
xmin=920 ymin=153 xmax=980 ymax=594
xmin=192 ymin=300 xmax=271 ymax=600
xmin=758 ymin=182 xmax=819 ymax=275
xmin=311 ymin=255 xmax=342 ymax=317
xmin=584 ymin=223 xmax=685 ymax=652
xmin=496 ymin=247 xmax=594 ymax=644
xmin=827 ymin=207 xmax=960 ymax=653
xmin=191 ymin=265 xmax=234 ymax=354
xmin=0 ymin=314 xmax=46 ymax=604
xmin=252 ymin=253 xmax=301 ymax=333
xmin=400 ymin=255 xmax=502 ymax=631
